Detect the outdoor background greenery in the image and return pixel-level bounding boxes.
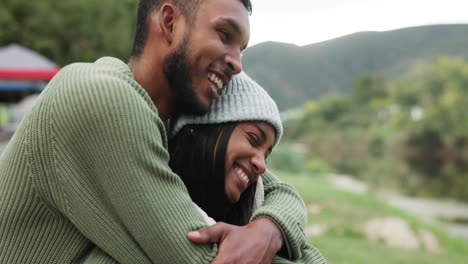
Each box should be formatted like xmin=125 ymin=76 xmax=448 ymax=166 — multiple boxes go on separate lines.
xmin=277 ymin=171 xmax=468 ymax=264
xmin=268 ymin=57 xmax=468 ymax=202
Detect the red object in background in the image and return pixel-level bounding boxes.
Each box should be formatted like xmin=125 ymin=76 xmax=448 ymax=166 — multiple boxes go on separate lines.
xmin=0 ymin=68 xmax=60 ymax=81
xmin=0 ymin=44 xmax=61 ymax=82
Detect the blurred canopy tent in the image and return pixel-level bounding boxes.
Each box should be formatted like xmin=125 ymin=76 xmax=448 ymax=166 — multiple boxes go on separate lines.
xmin=0 ymin=44 xmax=60 ymax=93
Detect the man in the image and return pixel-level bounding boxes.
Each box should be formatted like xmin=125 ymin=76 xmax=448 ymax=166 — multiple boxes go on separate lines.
xmin=0 ymin=0 xmax=315 ymax=263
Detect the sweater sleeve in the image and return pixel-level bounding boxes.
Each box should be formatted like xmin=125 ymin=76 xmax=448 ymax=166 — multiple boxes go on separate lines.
xmin=251 ymin=169 xmax=308 ymax=261
xmin=37 ymin=65 xmax=217 ymax=263
xmin=271 ymin=244 xmax=328 ymax=264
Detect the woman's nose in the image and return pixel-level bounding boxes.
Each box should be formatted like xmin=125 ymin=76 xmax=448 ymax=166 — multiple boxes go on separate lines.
xmin=251 ymin=154 xmax=266 ymax=175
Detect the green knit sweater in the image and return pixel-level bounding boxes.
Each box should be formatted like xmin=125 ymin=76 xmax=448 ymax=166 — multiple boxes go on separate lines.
xmin=0 ymin=57 xmax=325 ymax=263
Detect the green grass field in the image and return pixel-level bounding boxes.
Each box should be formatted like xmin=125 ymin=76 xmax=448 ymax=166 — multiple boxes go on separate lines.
xmin=277 ymin=171 xmax=468 ymax=264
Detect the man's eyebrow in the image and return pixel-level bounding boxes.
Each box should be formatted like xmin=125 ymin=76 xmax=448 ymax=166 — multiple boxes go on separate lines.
xmin=223 ymin=17 xmax=241 ymax=35
xmin=222 ymin=17 xmax=248 ymax=50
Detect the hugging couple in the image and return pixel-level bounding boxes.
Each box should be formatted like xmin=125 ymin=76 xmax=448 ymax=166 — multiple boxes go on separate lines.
xmin=0 ymin=0 xmax=327 ymax=263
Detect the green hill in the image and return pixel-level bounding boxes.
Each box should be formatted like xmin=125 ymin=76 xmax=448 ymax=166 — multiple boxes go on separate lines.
xmin=242 ymin=24 xmax=468 ymax=109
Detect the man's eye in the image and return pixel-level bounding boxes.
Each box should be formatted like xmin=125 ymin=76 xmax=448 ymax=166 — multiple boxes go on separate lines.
xmin=217 ymin=29 xmax=231 ymax=41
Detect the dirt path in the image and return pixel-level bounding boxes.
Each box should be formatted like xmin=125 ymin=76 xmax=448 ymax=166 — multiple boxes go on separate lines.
xmin=385 ymin=195 xmax=468 ymax=239
xmin=328 ymin=174 xmax=468 ymax=239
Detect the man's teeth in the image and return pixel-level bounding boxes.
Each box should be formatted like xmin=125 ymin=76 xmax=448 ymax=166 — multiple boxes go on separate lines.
xmin=208 ymin=73 xmax=224 ymax=90
xmin=235 ymin=167 xmax=250 ymax=185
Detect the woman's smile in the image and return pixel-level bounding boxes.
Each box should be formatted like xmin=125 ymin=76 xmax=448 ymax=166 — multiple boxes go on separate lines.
xmin=234 ymin=164 xmax=250 ymax=186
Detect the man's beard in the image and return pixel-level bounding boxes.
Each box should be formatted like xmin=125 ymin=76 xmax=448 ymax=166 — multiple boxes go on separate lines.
xmin=163 ymin=36 xmax=208 ymax=116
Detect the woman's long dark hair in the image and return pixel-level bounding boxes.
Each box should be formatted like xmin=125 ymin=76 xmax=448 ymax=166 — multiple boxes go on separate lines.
xmin=169 ymin=122 xmax=257 ymax=225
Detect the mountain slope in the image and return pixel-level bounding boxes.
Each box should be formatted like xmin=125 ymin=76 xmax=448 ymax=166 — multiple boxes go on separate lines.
xmin=243 ymin=24 xmax=468 ymax=109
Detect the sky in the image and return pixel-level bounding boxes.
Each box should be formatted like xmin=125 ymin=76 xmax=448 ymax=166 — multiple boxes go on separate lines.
xmin=247 ymin=0 xmax=468 ymax=47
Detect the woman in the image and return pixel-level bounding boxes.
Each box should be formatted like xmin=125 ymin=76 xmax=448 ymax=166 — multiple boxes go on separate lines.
xmin=169 ymin=72 xmax=282 ymax=226
xmin=169 ymin=72 xmax=327 ymax=263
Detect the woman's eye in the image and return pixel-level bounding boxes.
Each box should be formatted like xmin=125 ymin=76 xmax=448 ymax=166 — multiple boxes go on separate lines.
xmin=248 ymin=133 xmax=259 ymax=146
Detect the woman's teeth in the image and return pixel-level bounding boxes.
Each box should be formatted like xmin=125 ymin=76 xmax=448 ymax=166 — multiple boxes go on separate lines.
xmin=235 ymin=167 xmax=249 ymax=185
xmin=208 ymin=73 xmax=224 ymax=90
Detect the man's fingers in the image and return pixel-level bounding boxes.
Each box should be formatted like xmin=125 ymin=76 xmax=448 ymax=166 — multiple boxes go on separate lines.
xmin=187 ymin=230 xmax=204 ymax=243
xmin=187 ymin=222 xmax=230 ymax=244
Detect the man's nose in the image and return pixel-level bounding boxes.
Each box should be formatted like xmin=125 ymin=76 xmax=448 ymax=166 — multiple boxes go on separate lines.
xmin=224 ymin=48 xmax=242 ymax=75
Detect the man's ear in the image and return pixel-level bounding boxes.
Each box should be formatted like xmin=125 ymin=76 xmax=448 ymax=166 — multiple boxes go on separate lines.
xmin=159 ymin=3 xmax=179 ymax=44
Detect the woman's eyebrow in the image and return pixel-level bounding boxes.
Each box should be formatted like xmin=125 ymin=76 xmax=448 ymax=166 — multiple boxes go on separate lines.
xmin=252 ymin=123 xmax=266 ymax=141
xmin=252 ymin=124 xmax=274 ymax=154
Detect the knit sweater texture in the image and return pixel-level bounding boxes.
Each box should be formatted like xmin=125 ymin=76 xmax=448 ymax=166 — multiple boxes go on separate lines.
xmin=0 ymin=57 xmax=325 ymax=263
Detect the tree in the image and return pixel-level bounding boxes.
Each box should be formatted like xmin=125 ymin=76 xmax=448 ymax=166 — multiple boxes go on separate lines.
xmin=0 ymin=0 xmax=137 ymax=65
xmin=351 ymin=73 xmax=388 ymax=105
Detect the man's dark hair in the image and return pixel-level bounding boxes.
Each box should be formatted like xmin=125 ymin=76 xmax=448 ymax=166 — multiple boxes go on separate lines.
xmin=131 ymin=0 xmax=253 ymax=57
xmin=169 ymin=122 xmax=256 ymax=225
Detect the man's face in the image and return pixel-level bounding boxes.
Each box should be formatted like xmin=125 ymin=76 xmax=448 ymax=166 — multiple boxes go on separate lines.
xmin=164 ymin=0 xmax=250 ymax=115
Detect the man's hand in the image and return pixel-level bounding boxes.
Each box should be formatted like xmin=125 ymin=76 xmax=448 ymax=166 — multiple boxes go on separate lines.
xmin=188 ymin=218 xmax=284 ymax=264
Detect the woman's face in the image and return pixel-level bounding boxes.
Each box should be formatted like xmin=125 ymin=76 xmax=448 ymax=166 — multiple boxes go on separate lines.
xmin=224 ymin=121 xmax=275 ymax=203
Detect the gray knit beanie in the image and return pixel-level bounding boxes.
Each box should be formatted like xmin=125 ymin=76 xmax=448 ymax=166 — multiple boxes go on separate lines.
xmin=169 ymin=72 xmax=283 ymax=148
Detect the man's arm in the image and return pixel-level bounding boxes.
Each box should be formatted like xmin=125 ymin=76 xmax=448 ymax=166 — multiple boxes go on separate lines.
xmin=41 ymin=66 xmax=217 ymax=263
